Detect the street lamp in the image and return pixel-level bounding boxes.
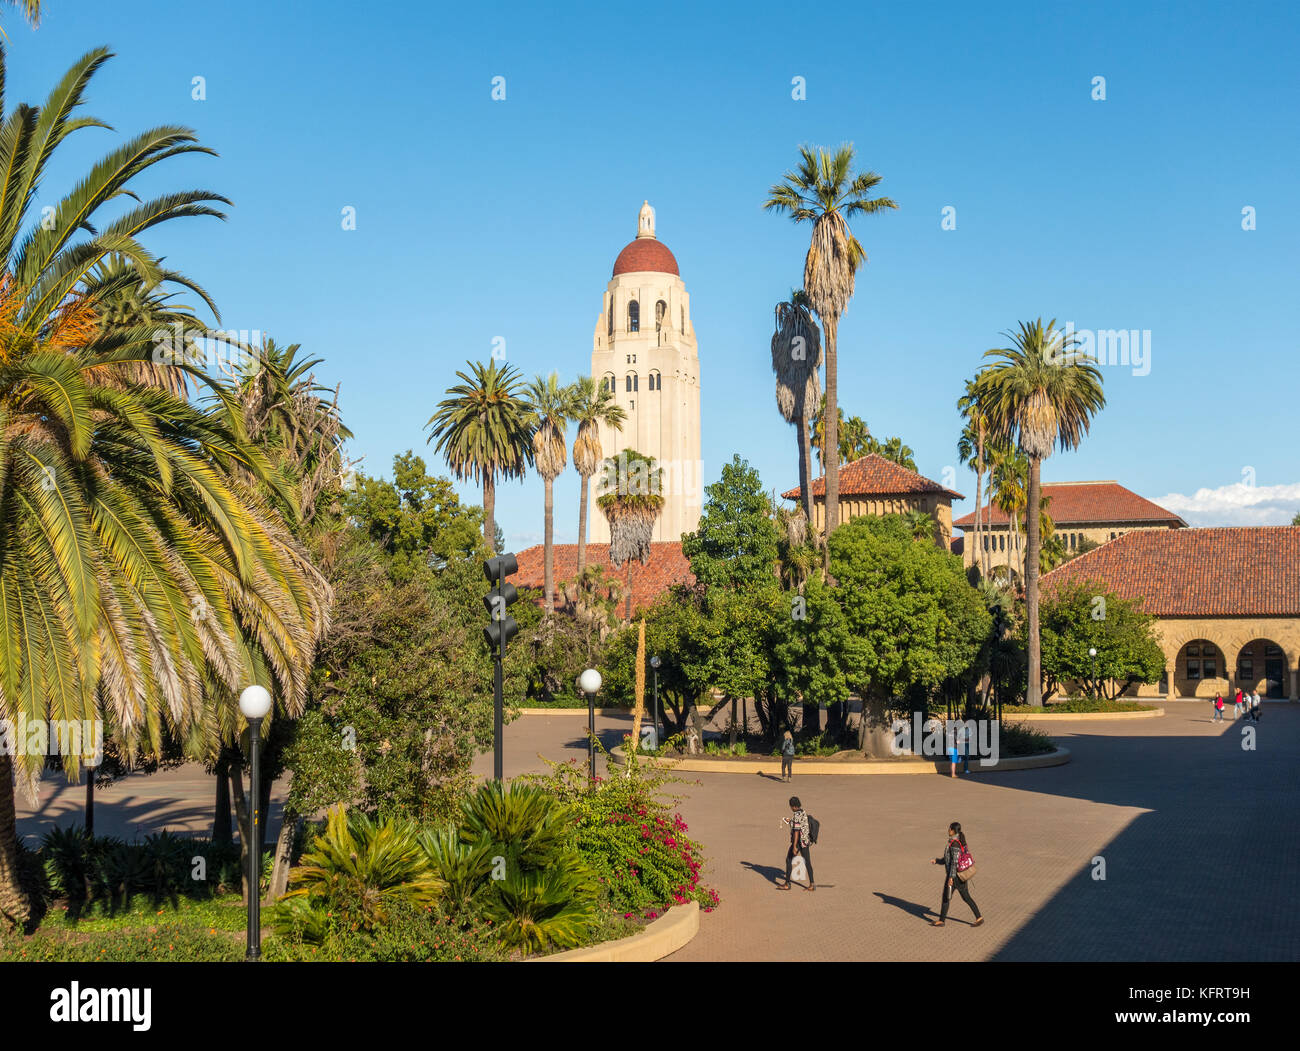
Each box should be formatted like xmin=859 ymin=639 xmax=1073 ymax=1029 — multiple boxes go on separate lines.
xmin=1088 ymin=647 xmax=1098 ymax=699
xmin=238 ymin=683 xmax=272 ymax=961
xmin=578 ymin=668 xmax=602 ymax=780
xmin=649 ymin=655 xmax=661 ymax=748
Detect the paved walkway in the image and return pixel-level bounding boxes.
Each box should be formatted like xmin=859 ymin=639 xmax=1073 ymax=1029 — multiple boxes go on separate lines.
xmin=16 ymin=703 xmax=1298 ymax=960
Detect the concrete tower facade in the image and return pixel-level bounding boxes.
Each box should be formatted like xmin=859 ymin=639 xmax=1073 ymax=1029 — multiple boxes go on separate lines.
xmin=588 ymin=202 xmax=702 ymax=543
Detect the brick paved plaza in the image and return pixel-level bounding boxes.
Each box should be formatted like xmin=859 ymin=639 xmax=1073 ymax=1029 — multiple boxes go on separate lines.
xmin=16 ymin=702 xmax=1298 ymax=961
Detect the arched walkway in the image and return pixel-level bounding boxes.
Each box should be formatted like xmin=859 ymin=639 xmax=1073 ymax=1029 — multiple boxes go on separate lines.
xmin=1233 ymin=638 xmax=1289 ymax=699
xmin=1169 ymin=638 xmax=1228 ymax=699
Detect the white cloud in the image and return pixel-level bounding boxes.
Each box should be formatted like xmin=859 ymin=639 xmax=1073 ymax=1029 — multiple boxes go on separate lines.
xmin=1154 ymin=481 xmax=1300 ymax=527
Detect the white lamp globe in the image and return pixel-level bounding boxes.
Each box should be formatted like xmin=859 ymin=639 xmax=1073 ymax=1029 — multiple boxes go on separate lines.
xmin=1088 ymin=647 xmax=1097 ymax=657
xmin=239 ymin=684 xmax=273 ymax=720
xmin=578 ymin=668 xmax=602 ymax=694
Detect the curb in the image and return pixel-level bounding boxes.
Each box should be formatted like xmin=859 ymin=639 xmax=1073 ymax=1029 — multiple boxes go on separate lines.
xmin=535 ymin=901 xmax=699 ymax=962
xmin=518 ymin=708 xmax=628 ymax=717
xmin=1005 ymin=708 xmax=1164 ymax=720
xmin=609 ymin=745 xmax=1071 ymax=776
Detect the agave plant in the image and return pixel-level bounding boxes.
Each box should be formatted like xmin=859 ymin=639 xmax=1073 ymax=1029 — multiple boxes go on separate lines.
xmin=280 ymin=806 xmax=443 ymax=936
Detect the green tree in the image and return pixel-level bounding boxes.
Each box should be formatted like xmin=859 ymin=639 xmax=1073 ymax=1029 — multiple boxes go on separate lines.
xmin=1039 ymin=581 xmax=1164 ymax=700
xmin=829 ymin=515 xmax=989 ymax=753
xmin=1292 ymin=511 xmax=1300 ymax=526
xmin=979 ymin=319 xmax=1106 ymax=706
xmin=345 ymin=453 xmax=484 ymax=580
xmin=770 ymin=572 xmax=853 ymax=735
xmin=766 ymin=144 xmax=896 ymax=544
xmin=426 ymin=359 xmax=535 ymax=548
xmin=869 ymin=434 xmax=916 ymax=472
xmin=681 ymin=455 xmax=780 ymax=593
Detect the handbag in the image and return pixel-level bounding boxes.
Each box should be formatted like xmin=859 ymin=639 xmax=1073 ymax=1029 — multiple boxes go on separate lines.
xmin=956 ymin=843 xmax=976 ymax=882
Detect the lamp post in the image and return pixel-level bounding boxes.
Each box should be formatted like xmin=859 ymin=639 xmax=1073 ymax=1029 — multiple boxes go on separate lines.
xmin=649 ymin=655 xmax=661 ymax=747
xmin=578 ymin=668 xmax=602 ymax=780
xmin=1088 ymin=647 xmax=1098 ymax=700
xmin=238 ymin=684 xmax=272 ymax=961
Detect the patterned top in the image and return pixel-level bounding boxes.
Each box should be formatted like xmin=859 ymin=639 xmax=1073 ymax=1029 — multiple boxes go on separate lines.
xmin=790 ymin=810 xmax=810 ymax=848
xmin=937 ymin=837 xmax=963 ymax=880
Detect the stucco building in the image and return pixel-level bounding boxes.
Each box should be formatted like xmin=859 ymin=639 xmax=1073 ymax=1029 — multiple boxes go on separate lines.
xmin=588 ymin=202 xmax=702 ymax=544
xmin=782 ymin=454 xmax=964 ymax=549
xmin=954 ymin=480 xmax=1186 ymax=574
xmin=1042 ymin=526 xmax=1300 ymax=700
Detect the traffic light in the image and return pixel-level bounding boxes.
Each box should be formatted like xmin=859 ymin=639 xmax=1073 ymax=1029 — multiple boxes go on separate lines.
xmin=482 ymin=553 xmax=520 ymax=651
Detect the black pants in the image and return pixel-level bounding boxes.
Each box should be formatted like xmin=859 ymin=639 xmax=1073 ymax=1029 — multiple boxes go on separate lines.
xmin=939 ymin=876 xmax=980 ymax=921
xmin=785 ymin=844 xmax=814 ymax=884
xmin=781 ymin=755 xmax=793 ymax=778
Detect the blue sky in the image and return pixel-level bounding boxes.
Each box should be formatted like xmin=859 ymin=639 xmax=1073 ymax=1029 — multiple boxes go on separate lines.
xmin=9 ymin=0 xmax=1299 ymax=547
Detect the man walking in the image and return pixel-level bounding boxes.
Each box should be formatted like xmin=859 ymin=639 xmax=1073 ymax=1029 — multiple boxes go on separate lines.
xmin=779 ymin=796 xmax=816 ymax=892
xmin=1251 ymin=689 xmax=1262 ymax=721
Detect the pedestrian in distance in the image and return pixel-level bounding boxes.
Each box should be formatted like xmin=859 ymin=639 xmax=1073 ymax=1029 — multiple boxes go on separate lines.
xmin=778 ymin=796 xmax=816 ymax=892
xmin=931 ymin=821 xmax=982 ymax=927
xmin=1251 ymin=689 xmax=1262 ymax=721
xmin=1234 ymin=687 xmax=1244 ymax=719
xmin=1213 ymin=694 xmax=1224 ymax=721
xmin=781 ymin=730 xmax=795 ymax=782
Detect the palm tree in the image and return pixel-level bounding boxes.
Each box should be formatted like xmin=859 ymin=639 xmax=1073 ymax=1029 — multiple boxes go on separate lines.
xmin=770 ymin=289 xmax=821 ymax=525
xmin=1 ymin=1 xmax=40 ymax=30
xmin=569 ymin=375 xmax=625 ymax=575
xmin=526 ymin=372 xmax=575 ymax=612
xmin=839 ymin=415 xmax=872 ymax=463
xmin=957 ymin=377 xmax=989 ymax=578
xmin=903 ymin=508 xmax=933 ymax=542
xmin=871 ymin=435 xmax=916 ymax=471
xmin=596 ymin=448 xmax=663 ymax=621
xmin=989 ymin=440 xmax=1028 ymax=581
xmin=765 ymin=144 xmax=896 ymax=546
xmin=979 ymin=319 xmax=1106 ymax=707
xmin=426 ymin=360 xmax=534 ymax=549
xmin=0 ymin=46 xmax=326 ymax=924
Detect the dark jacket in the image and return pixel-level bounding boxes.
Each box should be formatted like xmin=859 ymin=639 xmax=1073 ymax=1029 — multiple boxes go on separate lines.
xmin=935 ymin=837 xmax=963 ymax=880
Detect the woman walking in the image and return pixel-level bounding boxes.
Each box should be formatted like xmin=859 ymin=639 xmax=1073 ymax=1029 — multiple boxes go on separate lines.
xmin=931 ymin=821 xmax=983 ymax=927
xmin=1213 ymin=694 xmax=1225 ymax=721
xmin=781 ymin=730 xmax=795 ymax=782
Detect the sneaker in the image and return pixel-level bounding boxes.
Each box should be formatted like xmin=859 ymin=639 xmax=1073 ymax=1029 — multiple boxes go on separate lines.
xmin=972 ymin=917 xmax=985 ymax=927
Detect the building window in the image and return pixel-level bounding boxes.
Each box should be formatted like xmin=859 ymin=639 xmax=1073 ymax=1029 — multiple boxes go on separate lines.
xmin=655 ymin=300 xmax=667 ymax=331
xmin=601 ymin=373 xmax=615 ymax=393
xmin=626 ymin=373 xmax=638 ymax=393
xmin=1187 ymin=660 xmax=1201 ymax=681
xmin=681 ymin=306 xmax=686 ymax=332
xmin=608 ymin=296 xmax=614 ymax=337
xmin=625 ymin=353 xmax=636 ymax=364
xmin=1239 ymin=658 xmax=1254 ymax=681
xmin=628 ymin=301 xmax=639 ymax=332
xmin=649 ymin=370 xmax=661 ymax=391
xmin=1203 ymin=657 xmax=1217 ymax=679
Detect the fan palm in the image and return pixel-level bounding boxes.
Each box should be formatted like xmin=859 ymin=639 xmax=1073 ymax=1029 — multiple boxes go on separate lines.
xmin=569 ymin=375 xmax=625 ymax=574
xmin=770 ymin=289 xmax=821 ymax=526
xmin=0 ymin=44 xmax=327 ymax=927
xmin=526 ymin=372 xmax=575 ymax=611
xmin=903 ymin=508 xmax=933 ymax=542
xmin=978 ymin=319 xmax=1106 ymax=706
xmin=426 ymin=360 xmax=534 ymax=549
xmin=596 ymin=448 xmax=663 ymax=620
xmin=765 ymin=144 xmax=896 ymax=545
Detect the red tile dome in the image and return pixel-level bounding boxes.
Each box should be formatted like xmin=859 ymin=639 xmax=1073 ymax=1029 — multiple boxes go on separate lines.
xmin=612 ymin=238 xmax=679 ymax=277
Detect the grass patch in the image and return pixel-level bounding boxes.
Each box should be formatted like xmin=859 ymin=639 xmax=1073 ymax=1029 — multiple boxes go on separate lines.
xmin=1002 ymin=697 xmax=1156 ymax=714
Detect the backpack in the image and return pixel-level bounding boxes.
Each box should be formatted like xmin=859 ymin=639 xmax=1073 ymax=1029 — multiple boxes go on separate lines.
xmin=956 ymin=842 xmax=974 ymax=872
xmin=806 ymin=814 xmax=820 ymax=845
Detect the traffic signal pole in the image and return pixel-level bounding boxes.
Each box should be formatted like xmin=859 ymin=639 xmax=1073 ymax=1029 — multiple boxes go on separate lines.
xmin=482 ymin=553 xmax=519 ymax=784
xmin=494 ymin=559 xmax=505 ymax=781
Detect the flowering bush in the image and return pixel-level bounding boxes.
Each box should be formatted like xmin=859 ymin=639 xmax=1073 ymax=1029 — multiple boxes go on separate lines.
xmin=521 ymin=744 xmax=719 ymax=915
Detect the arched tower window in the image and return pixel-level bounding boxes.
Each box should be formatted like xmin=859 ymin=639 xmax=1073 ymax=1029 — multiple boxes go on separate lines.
xmin=628 ymin=300 xmax=639 ymax=333
xmin=681 ymin=306 xmax=685 ymax=333
xmin=649 ymin=370 xmax=661 ymax=391
xmin=601 ymin=373 xmax=615 ymax=393
xmin=655 ymin=300 xmax=667 ymax=331
xmin=625 ymin=372 xmax=638 ymax=393
xmin=607 ymin=295 xmax=613 ymax=337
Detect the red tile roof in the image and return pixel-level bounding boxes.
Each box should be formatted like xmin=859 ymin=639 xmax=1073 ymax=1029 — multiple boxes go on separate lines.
xmin=514 ymin=541 xmax=693 ymax=614
xmin=612 ymin=238 xmax=679 ymax=277
xmin=782 ymin=453 xmax=963 ymax=501
xmin=1042 ymin=527 xmax=1300 ymax=617
xmin=954 ymin=481 xmax=1186 ymax=530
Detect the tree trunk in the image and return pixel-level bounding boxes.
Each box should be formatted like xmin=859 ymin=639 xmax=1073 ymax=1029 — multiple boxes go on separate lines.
xmin=229 ymin=765 xmax=251 ymax=903
xmin=823 ymin=315 xmax=840 ymax=549
xmin=266 ymin=804 xmax=298 ymax=904
xmin=482 ymin=473 xmax=496 ymax=549
xmin=577 ymin=471 xmax=590 ymax=576
xmin=974 ymin=431 xmax=985 ymax=577
xmin=728 ymin=696 xmax=737 ymax=750
xmin=213 ymin=751 xmax=232 ymax=843
xmin=801 ymin=701 xmax=820 ymax=738
xmin=258 ymin=772 xmax=273 ymax=853
xmin=858 ymin=693 xmax=895 ymax=757
xmin=797 ymin=413 xmax=814 ymax=529
xmin=1026 ymin=456 xmax=1043 ymax=706
xmin=0 ymin=755 xmax=32 ymax=928
xmin=543 ymin=475 xmax=555 ymax=611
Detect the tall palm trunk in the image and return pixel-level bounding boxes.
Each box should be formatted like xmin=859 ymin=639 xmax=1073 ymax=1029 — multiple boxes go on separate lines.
xmin=975 ymin=429 xmax=985 ymax=576
xmin=1026 ymin=457 xmax=1043 ymax=706
xmin=543 ymin=475 xmax=555 ymax=611
xmin=797 ymin=413 xmax=814 ymax=526
xmin=823 ymin=315 xmax=841 ymax=546
xmin=482 ymin=472 xmax=496 ymax=549
xmin=577 ymin=471 xmax=591 ymax=575
xmin=0 ymin=755 xmax=31 ymax=927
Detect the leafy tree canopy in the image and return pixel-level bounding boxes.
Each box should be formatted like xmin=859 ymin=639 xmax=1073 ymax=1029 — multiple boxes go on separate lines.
xmin=1039 ymin=581 xmax=1164 ymax=701
xmin=681 ymin=454 xmax=780 ymax=595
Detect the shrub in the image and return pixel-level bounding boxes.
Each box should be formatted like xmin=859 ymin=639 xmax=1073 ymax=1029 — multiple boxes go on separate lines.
xmin=996 ymin=720 xmax=1056 ymax=757
xmin=265 ymin=898 xmax=504 ymax=963
xmin=0 ymin=922 xmax=242 ymax=962
xmin=522 ymin=747 xmax=719 ymax=915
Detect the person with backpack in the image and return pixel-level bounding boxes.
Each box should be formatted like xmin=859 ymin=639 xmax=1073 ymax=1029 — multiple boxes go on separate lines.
xmin=778 ymin=796 xmax=816 ymax=892
xmin=1213 ymin=694 xmax=1224 ymax=722
xmin=931 ymin=821 xmax=982 ymax=927
xmin=781 ymin=730 xmax=795 ymax=782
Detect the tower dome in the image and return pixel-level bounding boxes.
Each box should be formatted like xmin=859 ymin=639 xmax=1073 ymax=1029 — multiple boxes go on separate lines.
xmin=612 ymin=200 xmax=679 ymax=276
